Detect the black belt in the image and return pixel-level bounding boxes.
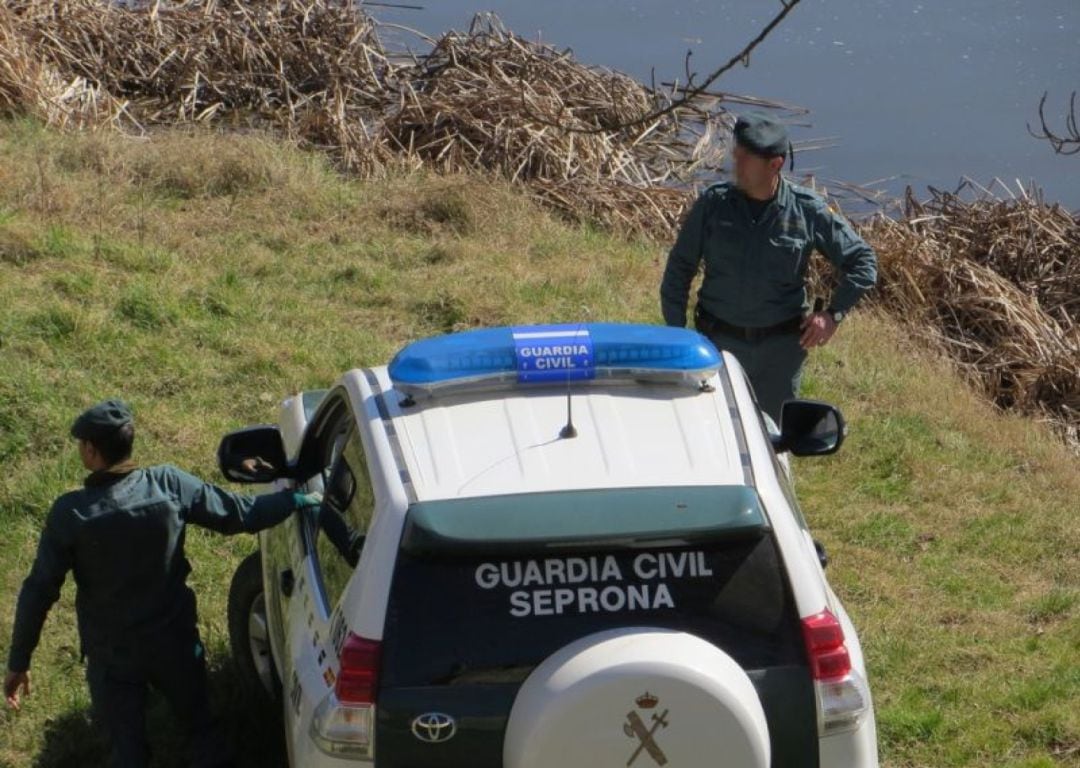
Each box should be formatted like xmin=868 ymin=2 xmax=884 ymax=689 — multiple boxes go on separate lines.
xmin=694 ymin=306 xmax=803 ymax=342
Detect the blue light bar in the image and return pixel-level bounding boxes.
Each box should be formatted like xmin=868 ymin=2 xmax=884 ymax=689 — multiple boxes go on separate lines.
xmin=388 ymin=323 xmax=722 ymax=397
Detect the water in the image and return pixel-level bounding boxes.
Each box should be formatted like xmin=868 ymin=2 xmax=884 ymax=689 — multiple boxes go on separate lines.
xmin=373 ymin=0 xmax=1079 ymax=211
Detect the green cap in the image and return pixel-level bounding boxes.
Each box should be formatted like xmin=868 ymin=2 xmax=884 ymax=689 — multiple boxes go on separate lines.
xmin=71 ymin=399 xmax=133 ymax=442
xmin=733 ymin=112 xmax=792 ymax=162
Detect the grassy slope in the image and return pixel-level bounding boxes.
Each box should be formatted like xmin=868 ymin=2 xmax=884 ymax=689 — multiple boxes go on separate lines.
xmin=0 ymin=121 xmax=1075 ymax=768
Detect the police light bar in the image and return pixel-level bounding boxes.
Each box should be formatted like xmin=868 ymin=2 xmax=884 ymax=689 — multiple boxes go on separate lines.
xmin=388 ymin=323 xmax=722 ymax=398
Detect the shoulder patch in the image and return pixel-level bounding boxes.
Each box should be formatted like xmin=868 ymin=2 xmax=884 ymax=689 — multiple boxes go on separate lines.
xmin=790 ymin=183 xmax=827 ymax=207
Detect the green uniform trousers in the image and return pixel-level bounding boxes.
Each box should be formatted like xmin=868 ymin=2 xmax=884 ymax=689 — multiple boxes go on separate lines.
xmin=696 ymin=317 xmax=807 ymax=424
xmin=84 ymin=591 xmax=233 ymax=768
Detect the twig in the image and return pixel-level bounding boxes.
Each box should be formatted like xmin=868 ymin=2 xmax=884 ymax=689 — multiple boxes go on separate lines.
xmin=1028 ymin=91 xmax=1080 ymax=155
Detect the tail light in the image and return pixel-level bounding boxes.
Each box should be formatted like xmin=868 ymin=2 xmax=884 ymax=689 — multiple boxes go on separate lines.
xmin=336 ymin=633 xmax=381 ymax=704
xmin=801 ymin=610 xmax=870 ymax=736
xmin=802 ymin=610 xmax=851 ymax=680
xmin=311 ymin=632 xmax=381 ymax=759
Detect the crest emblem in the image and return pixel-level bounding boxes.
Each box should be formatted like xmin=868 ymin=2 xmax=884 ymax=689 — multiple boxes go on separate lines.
xmin=623 ymin=691 xmax=669 ymax=766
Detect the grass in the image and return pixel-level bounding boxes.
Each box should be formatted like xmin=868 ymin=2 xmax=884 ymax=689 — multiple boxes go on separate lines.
xmin=0 ymin=120 xmax=1076 ymax=768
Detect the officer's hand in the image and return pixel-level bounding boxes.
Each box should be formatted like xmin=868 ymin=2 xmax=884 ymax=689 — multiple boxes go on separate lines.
xmin=799 ymin=312 xmax=838 ymax=350
xmin=4 ymin=670 xmax=30 ymax=711
xmin=239 ymin=456 xmax=275 ymax=476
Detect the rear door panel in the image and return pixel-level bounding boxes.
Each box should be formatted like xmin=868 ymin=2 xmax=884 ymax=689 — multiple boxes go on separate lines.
xmin=285 ymin=548 xmax=339 ymax=757
xmin=377 ymin=535 xmax=818 ymax=767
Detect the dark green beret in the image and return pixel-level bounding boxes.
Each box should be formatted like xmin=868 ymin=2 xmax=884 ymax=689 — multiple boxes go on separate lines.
xmin=733 ymin=113 xmax=791 ymax=158
xmin=71 ymin=399 xmax=133 ymax=442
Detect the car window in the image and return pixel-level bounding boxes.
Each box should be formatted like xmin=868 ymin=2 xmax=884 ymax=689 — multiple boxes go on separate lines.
xmin=381 ymin=489 xmax=805 ymax=688
xmin=314 ymin=425 xmax=375 ymax=610
xmin=299 ymin=393 xmax=376 ymax=611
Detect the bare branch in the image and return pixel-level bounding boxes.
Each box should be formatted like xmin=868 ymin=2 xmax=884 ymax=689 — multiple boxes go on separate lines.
xmin=1028 ymin=91 xmax=1080 ymax=156
xmin=522 ymin=0 xmax=804 ymax=135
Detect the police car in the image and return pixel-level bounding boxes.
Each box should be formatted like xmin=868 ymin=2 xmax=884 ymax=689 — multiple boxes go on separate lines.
xmin=218 ymin=323 xmax=878 ymax=767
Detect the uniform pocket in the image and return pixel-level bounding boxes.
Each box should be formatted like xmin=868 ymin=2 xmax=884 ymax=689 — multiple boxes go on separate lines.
xmin=765 ymin=234 xmax=807 ymax=284
xmin=703 ymin=221 xmax=741 ymax=279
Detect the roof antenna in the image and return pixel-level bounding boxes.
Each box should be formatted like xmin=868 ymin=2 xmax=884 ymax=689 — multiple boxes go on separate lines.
xmin=559 ymin=318 xmax=588 ymax=440
xmin=559 ymin=382 xmax=577 ymax=439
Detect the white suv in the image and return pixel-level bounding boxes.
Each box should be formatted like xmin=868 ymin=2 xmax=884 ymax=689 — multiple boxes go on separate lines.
xmin=218 ymin=323 xmax=878 ymax=768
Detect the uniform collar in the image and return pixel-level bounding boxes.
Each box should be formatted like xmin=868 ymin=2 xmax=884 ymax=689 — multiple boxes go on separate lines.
xmin=737 ymin=177 xmax=790 ymax=224
xmin=775 ymin=176 xmax=793 ymax=209
xmin=84 ymin=460 xmax=139 ymax=488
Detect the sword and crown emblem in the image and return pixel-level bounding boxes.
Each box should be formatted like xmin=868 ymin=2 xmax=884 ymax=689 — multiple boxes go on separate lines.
xmin=623 ymin=692 xmax=670 ymax=766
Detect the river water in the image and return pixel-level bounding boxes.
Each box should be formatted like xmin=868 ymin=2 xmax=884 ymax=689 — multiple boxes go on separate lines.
xmin=372 ymin=0 xmax=1079 ymax=211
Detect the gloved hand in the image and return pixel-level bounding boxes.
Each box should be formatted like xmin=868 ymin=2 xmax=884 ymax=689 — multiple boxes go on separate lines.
xmin=293 ymin=491 xmax=323 ymax=510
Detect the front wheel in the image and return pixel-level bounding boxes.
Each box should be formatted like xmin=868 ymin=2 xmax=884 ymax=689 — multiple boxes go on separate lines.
xmin=227 ymin=550 xmax=282 ymax=702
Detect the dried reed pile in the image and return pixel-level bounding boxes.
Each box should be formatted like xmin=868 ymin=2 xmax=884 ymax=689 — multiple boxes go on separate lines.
xmin=1 ymin=0 xmax=392 ymax=165
xmin=0 ymin=5 xmax=125 ymax=128
xmin=379 ymin=15 xmax=724 ymax=232
xmin=0 ymin=2 xmax=727 ymax=232
xmin=863 ymin=182 xmax=1079 ymax=445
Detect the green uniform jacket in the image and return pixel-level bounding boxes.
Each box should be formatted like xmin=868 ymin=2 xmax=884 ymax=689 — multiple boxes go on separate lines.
xmin=8 ymin=464 xmax=296 ymax=673
xmin=660 ymin=179 xmax=878 ymax=328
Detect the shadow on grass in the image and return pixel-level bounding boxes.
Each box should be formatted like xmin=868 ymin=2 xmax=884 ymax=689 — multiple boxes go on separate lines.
xmin=31 ymin=657 xmax=286 ymax=768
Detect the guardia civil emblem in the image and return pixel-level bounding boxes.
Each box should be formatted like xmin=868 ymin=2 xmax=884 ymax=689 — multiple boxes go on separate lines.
xmin=623 ymin=691 xmax=669 ymax=766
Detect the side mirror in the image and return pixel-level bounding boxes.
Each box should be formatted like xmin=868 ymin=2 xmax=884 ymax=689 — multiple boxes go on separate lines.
xmin=218 ymin=425 xmax=291 ymax=484
xmin=772 ymin=400 xmax=846 ymax=457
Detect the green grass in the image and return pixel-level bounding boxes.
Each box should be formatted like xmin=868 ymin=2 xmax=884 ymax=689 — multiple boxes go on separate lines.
xmin=0 ymin=120 xmax=1077 ymax=767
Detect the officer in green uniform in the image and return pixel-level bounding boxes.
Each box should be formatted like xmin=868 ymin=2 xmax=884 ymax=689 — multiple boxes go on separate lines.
xmin=3 ymin=400 xmax=321 ymax=768
xmin=660 ymin=113 xmax=878 ymax=422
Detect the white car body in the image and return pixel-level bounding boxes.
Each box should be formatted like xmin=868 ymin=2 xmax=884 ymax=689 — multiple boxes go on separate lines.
xmin=230 ymin=327 xmax=878 ymax=768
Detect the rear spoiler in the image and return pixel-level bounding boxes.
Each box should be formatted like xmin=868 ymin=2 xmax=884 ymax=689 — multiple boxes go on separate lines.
xmin=400 ymin=485 xmax=770 ymax=557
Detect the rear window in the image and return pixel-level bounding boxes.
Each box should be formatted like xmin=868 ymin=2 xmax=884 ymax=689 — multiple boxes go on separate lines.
xmin=381 ymin=487 xmax=805 ymax=687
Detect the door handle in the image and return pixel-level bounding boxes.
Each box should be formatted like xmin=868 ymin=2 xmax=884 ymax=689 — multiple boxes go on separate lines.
xmin=279 ymin=568 xmax=295 ymax=598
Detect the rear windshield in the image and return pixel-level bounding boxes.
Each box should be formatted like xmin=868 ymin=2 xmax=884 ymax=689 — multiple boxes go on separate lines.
xmin=381 ymin=487 xmax=805 ymax=687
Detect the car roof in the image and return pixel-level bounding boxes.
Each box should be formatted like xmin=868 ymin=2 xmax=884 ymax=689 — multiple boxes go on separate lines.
xmin=326 ymin=352 xmax=831 ymax=628
xmin=354 ymin=362 xmax=754 ymax=503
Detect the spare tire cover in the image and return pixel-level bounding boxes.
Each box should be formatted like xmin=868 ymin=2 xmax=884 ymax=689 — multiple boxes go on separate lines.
xmin=505 ymin=627 xmax=770 ymax=768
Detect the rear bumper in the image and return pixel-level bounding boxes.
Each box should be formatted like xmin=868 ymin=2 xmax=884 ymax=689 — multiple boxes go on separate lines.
xmin=818 ymin=709 xmax=879 ymax=768
xmin=291 ymin=734 xmax=373 ymax=768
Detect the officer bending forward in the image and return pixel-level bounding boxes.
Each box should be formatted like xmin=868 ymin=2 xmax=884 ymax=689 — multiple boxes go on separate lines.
xmin=4 ymin=400 xmax=321 ymax=768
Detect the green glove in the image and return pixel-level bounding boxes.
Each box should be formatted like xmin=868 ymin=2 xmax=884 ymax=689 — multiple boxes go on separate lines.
xmin=293 ymin=491 xmax=323 ymax=510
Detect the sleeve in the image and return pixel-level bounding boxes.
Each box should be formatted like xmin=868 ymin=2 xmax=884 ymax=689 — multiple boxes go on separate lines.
xmin=811 ymin=204 xmax=879 ymax=314
xmin=660 ymin=193 xmax=709 ymax=327
xmin=8 ymin=504 xmax=75 ymax=673
xmin=167 ymin=467 xmax=298 ymax=535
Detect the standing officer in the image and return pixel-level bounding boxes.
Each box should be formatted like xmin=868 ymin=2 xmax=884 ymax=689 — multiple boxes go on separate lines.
xmin=4 ymin=399 xmax=321 ymax=767
xmin=660 ymin=113 xmax=878 ymax=422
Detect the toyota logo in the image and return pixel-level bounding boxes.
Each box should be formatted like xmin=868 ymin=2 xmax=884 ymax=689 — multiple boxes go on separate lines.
xmin=411 ymin=712 xmax=457 ymax=744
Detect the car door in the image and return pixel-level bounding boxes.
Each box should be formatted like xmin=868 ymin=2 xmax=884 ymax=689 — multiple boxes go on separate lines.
xmin=282 ymin=390 xmax=379 ymax=762
xmin=259 ymin=391 xmax=330 ymax=685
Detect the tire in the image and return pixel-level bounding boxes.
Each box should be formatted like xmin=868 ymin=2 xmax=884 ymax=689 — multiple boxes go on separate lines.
xmin=227 ymin=550 xmax=282 ymax=703
xmin=504 ymin=628 xmax=770 ymax=768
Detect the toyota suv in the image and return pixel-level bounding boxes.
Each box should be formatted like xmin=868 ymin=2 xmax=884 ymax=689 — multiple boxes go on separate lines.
xmin=218 ymin=323 xmax=878 ymax=767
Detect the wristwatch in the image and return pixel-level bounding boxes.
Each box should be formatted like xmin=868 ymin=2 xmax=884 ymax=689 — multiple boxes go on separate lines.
xmin=826 ymin=307 xmax=845 ymax=324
